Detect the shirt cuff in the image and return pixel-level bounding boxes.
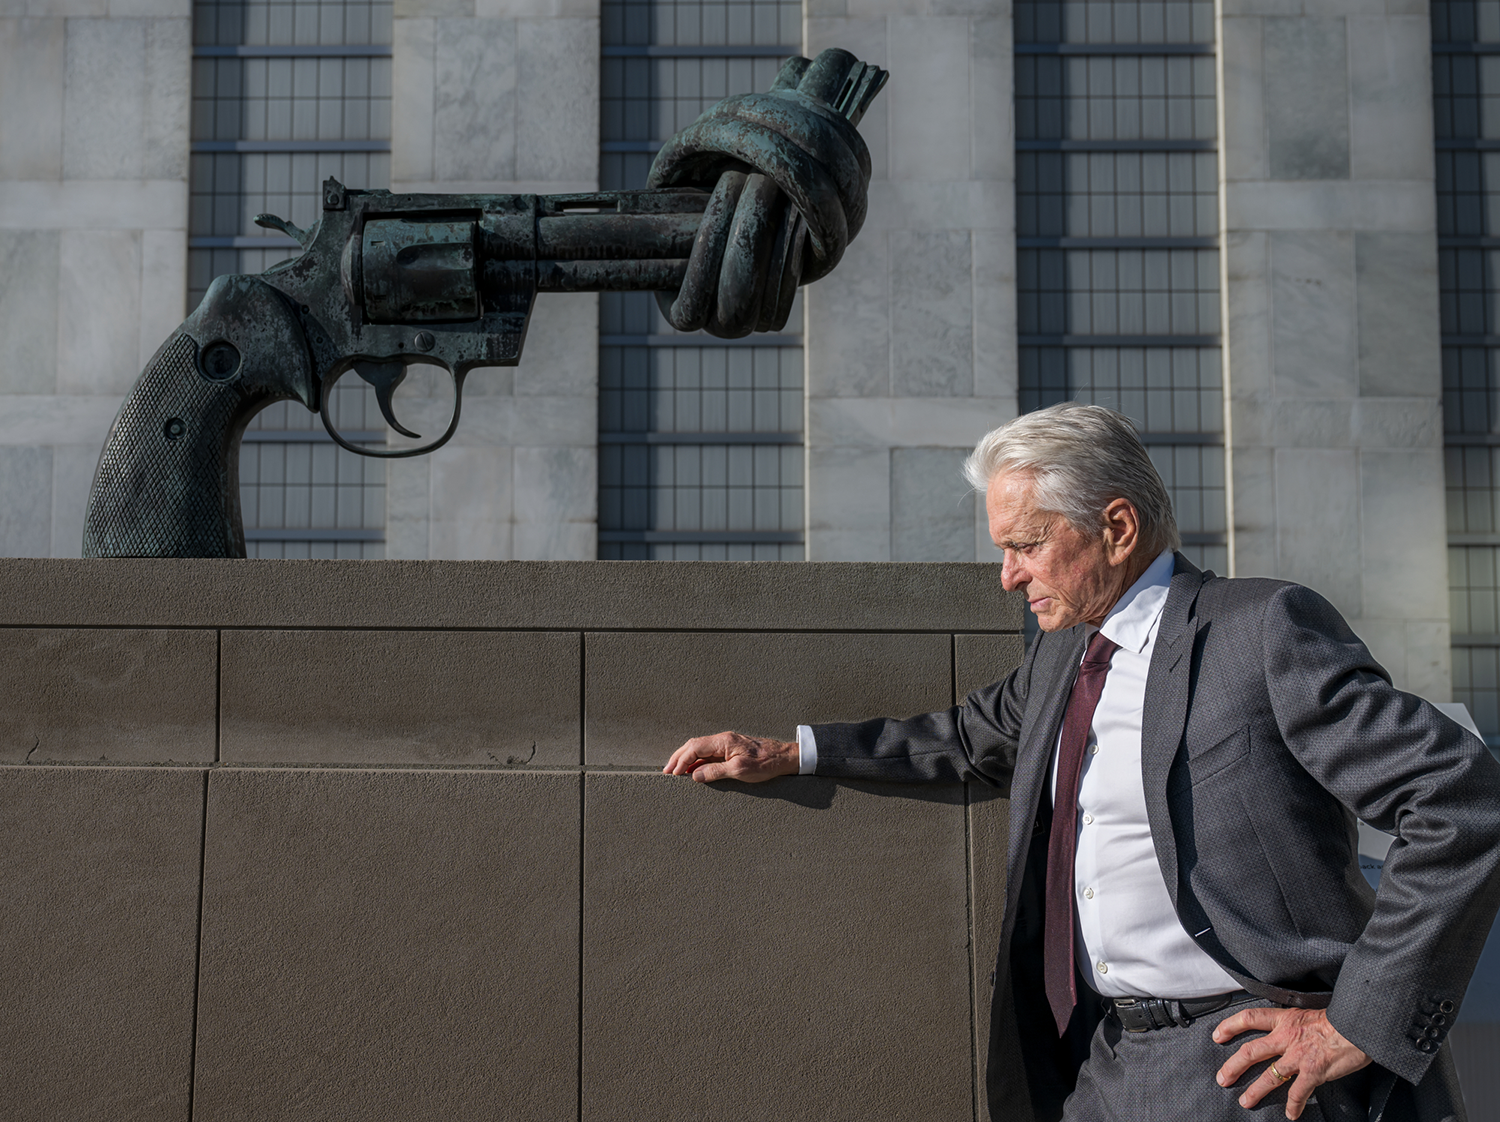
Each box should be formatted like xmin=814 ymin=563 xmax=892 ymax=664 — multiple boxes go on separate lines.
xmin=795 ymin=725 xmax=818 ymax=775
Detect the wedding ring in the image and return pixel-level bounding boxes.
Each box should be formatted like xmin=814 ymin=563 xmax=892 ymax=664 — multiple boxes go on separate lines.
xmin=1269 ymin=1062 xmax=1291 ymax=1084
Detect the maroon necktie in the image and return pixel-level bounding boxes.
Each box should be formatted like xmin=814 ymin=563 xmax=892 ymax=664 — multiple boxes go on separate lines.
xmin=1044 ymin=630 xmax=1120 ymax=1036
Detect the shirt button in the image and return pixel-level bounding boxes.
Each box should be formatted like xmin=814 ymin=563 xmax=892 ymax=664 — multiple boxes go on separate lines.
xmin=1084 ymin=887 xmax=1095 ymax=899
xmin=1089 ymin=744 xmax=1100 ymax=755
xmin=1097 ymin=961 xmax=1109 ymax=975
xmin=1083 ymin=813 xmax=1094 ymax=825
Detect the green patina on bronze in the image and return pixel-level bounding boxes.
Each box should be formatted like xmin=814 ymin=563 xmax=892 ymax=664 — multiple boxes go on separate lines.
xmin=81 ymin=49 xmax=887 ymax=559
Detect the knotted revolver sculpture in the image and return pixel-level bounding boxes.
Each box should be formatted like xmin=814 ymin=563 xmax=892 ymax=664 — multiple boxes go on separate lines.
xmin=82 ymin=49 xmax=886 ymax=558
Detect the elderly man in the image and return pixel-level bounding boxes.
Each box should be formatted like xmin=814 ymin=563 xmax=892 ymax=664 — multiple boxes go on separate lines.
xmin=664 ymin=404 xmax=1500 ymax=1122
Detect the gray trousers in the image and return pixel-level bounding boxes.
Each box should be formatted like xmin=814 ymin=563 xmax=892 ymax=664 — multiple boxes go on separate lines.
xmin=1061 ymin=995 xmax=1383 ymax=1122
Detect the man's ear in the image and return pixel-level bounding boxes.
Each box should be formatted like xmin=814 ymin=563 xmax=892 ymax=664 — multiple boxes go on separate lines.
xmin=1100 ymin=497 xmax=1140 ymax=565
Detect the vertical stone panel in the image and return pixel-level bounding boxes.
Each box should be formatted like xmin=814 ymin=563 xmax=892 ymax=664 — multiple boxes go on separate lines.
xmin=391 ymin=16 xmax=437 ymax=182
xmin=1269 ymin=230 xmax=1357 ymax=400
xmin=1356 ymin=232 xmax=1441 ymax=398
xmin=1361 ymin=450 xmax=1449 ymax=623
xmin=141 ymin=15 xmax=190 ymax=179
xmin=887 ymin=16 xmax=971 ymax=183
xmin=433 ymin=18 xmax=518 ymax=182
xmin=139 ymin=227 xmax=187 ymax=366
xmin=583 ymin=773 xmax=974 ymax=1121
xmin=892 ymin=446 xmax=974 ymax=561
xmin=0 ymin=446 xmax=54 ymax=557
xmin=389 ymin=0 xmax=597 ymax=556
xmin=1274 ymin=447 xmax=1362 ymax=621
xmin=808 ymin=443 xmax=892 ymax=561
xmin=1223 ymin=5 xmax=1449 ymax=698
xmin=62 ymin=17 xmax=149 ymax=179
xmin=513 ymin=444 xmax=596 ymax=559
xmin=1347 ymin=15 xmax=1435 ymax=182
xmin=384 ymin=454 xmax=433 ymax=557
xmin=805 ymin=226 xmax=891 ymax=399
xmin=1264 ymin=17 xmax=1349 ymax=181
xmin=48 ymin=441 xmax=99 ymax=556
xmin=193 ymin=768 xmax=581 ymax=1121
xmin=805 ymin=5 xmax=1016 ymax=562
xmin=56 ymin=228 xmax=143 ymax=395
xmin=0 ymin=229 xmax=60 ymax=393
xmin=0 ymin=17 xmax=66 ymax=179
xmin=0 ymin=765 xmax=204 ymax=1122
xmin=427 ymin=444 xmax=514 ymax=557
xmin=515 ymin=17 xmax=598 ymax=183
xmin=891 ymin=229 xmax=975 ymax=398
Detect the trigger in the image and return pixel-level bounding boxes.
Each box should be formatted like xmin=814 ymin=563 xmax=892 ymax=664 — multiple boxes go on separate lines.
xmin=352 ymin=360 xmax=422 ymax=439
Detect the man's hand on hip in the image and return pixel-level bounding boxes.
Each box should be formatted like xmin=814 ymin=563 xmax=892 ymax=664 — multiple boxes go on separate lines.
xmin=663 ymin=731 xmax=799 ymax=783
xmin=1213 ymin=1007 xmax=1371 ymax=1119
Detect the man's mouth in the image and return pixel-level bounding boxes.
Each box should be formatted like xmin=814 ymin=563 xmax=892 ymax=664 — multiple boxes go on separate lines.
xmin=1028 ymin=597 xmax=1051 ymax=612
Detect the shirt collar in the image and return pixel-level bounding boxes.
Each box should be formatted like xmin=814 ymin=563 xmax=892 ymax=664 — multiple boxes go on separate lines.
xmin=1087 ymin=549 xmax=1176 ymax=655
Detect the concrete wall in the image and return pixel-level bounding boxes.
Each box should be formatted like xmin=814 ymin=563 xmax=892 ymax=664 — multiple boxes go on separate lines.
xmin=803 ymin=0 xmax=1016 ymax=565
xmin=386 ymin=0 xmax=601 ymax=560
xmin=0 ymin=558 xmax=1023 ymax=1121
xmin=0 ymin=0 xmax=191 ymax=560
xmin=1218 ymin=0 xmax=1450 ymax=698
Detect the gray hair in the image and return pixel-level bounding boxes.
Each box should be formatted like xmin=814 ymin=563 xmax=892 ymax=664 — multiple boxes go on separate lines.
xmin=963 ymin=403 xmax=1180 ymax=554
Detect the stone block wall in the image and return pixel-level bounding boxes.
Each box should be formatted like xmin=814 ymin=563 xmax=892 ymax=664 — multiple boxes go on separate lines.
xmin=0 ymin=0 xmax=191 ymax=559
xmin=0 ymin=558 xmax=1022 ymax=1121
xmin=1219 ymin=0 xmax=1450 ymax=697
xmin=803 ymin=0 xmax=1016 ymax=565
xmin=386 ymin=0 xmax=601 ymax=560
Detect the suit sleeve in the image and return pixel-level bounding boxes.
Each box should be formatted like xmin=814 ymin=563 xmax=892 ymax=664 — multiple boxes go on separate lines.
xmin=1261 ymin=583 xmax=1500 ymax=1083
xmin=805 ymin=627 xmax=1038 ymax=789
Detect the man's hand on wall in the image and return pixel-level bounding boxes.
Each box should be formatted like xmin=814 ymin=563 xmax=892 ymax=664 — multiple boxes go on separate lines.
xmin=1212 ymin=1007 xmax=1372 ymax=1119
xmin=663 ymin=732 xmax=800 ymax=783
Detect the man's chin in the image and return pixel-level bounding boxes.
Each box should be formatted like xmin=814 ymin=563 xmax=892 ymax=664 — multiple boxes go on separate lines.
xmin=1029 ymin=599 xmax=1075 ymax=632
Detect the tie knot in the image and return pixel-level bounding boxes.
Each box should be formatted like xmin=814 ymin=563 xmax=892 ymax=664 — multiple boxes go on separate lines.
xmin=1082 ymin=631 xmax=1119 ymax=668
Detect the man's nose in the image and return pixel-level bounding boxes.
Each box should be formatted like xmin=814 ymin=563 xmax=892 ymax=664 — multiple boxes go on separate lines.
xmin=1001 ymin=552 xmax=1026 ymax=592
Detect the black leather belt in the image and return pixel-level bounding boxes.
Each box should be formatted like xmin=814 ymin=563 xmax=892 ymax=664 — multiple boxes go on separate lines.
xmin=1105 ymin=991 xmax=1249 ymax=1032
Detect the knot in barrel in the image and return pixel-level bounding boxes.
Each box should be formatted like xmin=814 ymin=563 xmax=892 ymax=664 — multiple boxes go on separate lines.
xmin=647 ymin=48 xmax=886 ymax=339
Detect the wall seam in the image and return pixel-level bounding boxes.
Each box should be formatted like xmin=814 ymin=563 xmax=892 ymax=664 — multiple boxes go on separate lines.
xmin=964 ymin=777 xmax=979 ymax=1122
xmin=577 ymin=630 xmax=586 ymax=1122
xmin=186 ymin=768 xmax=209 ymax=1121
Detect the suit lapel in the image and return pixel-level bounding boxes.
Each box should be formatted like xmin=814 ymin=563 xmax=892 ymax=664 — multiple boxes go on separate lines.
xmin=1004 ymin=625 xmax=1087 ymax=922
xmin=1140 ymin=553 xmax=1208 ymax=907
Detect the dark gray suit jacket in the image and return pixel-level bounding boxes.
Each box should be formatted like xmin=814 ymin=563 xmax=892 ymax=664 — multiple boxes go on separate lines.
xmin=811 ymin=557 xmax=1500 ymax=1121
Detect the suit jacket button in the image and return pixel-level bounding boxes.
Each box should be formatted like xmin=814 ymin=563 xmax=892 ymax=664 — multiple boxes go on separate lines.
xmin=1432 ymin=1014 xmax=1447 ymax=1026
xmin=1438 ymin=1000 xmax=1455 ymax=1013
xmin=1425 ymin=1027 xmax=1441 ymax=1039
xmin=1418 ymin=1040 xmax=1436 ymax=1053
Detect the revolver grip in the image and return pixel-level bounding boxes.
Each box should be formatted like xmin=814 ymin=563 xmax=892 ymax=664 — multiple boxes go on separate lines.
xmin=83 ymin=276 xmax=318 ymax=558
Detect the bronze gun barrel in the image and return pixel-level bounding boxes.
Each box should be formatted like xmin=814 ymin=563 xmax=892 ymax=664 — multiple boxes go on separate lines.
xmin=478 ymin=206 xmax=706 ymax=295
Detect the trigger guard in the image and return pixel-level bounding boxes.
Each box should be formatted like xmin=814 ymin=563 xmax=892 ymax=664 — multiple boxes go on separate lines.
xmin=319 ymin=366 xmax=467 ymax=459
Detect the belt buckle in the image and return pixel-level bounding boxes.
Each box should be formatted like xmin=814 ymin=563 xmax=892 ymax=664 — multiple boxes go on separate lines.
xmin=1111 ymin=997 xmax=1153 ymax=1033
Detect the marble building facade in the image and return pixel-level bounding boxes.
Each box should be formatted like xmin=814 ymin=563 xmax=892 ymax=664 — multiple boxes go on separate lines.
xmin=0 ymin=0 xmax=1476 ymax=725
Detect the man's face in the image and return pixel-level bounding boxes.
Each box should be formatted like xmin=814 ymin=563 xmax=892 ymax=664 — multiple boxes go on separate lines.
xmin=986 ymin=471 xmax=1126 ymax=632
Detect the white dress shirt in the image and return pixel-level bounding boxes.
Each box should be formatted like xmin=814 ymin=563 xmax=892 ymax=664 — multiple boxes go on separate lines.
xmin=1059 ymin=549 xmax=1238 ymax=998
xmin=797 ymin=548 xmax=1239 ymax=1000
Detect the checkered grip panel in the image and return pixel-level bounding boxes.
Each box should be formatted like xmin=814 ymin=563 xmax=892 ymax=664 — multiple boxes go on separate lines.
xmin=83 ymin=334 xmax=248 ymax=558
